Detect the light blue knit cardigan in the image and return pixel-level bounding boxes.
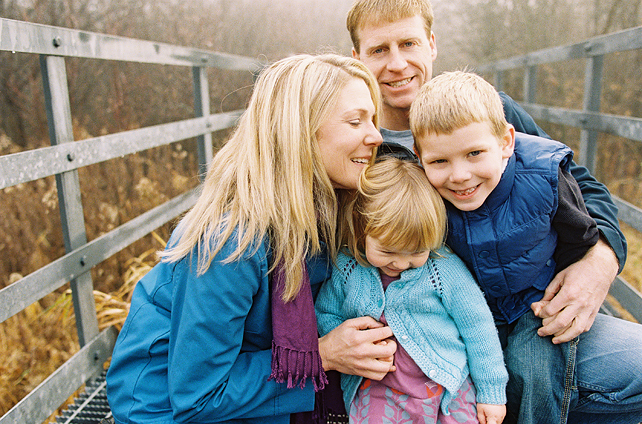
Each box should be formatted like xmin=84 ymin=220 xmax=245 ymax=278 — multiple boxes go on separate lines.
xmin=315 ymin=246 xmax=508 ymax=414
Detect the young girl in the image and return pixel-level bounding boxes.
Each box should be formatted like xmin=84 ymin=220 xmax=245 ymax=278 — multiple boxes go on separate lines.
xmin=315 ymin=157 xmax=508 ymax=424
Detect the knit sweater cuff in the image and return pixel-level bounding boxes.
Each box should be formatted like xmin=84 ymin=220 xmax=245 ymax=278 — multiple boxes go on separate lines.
xmin=474 ymin=382 xmax=508 ymax=406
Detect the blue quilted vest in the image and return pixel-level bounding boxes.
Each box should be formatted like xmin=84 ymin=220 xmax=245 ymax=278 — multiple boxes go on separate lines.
xmin=446 ymin=133 xmax=573 ymax=323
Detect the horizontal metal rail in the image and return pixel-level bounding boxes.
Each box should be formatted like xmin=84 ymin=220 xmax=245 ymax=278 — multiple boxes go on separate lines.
xmin=0 ymin=111 xmax=243 ymax=189
xmin=1 ymin=18 xmax=262 ymax=70
xmin=477 ymin=26 xmax=642 ymax=72
xmin=519 ymin=103 xmax=642 ymax=144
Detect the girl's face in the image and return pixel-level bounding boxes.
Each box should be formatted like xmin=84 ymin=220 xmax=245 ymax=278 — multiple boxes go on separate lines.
xmin=365 ymin=235 xmax=431 ymax=278
xmin=316 ymin=77 xmax=383 ymax=190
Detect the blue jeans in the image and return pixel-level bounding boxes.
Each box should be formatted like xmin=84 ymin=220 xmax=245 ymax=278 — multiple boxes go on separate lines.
xmin=498 ymin=311 xmax=642 ymax=424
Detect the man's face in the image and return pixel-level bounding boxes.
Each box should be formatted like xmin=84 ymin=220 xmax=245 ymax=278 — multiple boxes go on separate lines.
xmin=353 ymin=15 xmax=437 ymax=116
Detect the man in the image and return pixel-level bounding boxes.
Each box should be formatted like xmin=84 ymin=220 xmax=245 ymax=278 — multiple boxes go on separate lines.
xmin=345 ymin=0 xmax=642 ymax=423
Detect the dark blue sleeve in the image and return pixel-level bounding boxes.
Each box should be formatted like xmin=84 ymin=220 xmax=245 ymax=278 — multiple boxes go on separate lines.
xmin=500 ymin=92 xmax=627 ymax=270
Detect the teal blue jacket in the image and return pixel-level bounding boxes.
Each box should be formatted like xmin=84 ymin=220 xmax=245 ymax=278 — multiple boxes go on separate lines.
xmin=106 ymin=229 xmax=331 ymax=424
xmin=315 ymin=247 xmax=508 ymax=414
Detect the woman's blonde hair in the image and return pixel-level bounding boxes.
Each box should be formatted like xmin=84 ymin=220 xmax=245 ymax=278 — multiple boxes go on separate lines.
xmin=340 ymin=157 xmax=446 ymax=266
xmin=347 ymin=0 xmax=434 ymax=53
xmin=410 ymin=71 xmax=509 ymax=147
xmin=162 ymin=54 xmax=381 ymax=301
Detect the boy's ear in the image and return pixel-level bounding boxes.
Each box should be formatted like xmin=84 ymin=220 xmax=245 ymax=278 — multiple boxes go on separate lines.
xmin=352 ymin=47 xmax=360 ymax=60
xmin=501 ymin=125 xmax=515 ymax=159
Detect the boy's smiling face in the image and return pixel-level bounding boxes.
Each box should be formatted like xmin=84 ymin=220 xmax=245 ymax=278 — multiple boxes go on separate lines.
xmin=417 ymin=122 xmax=515 ymax=211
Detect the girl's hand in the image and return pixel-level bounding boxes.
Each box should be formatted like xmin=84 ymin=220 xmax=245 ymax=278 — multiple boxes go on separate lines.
xmin=319 ymin=316 xmax=396 ymax=380
xmin=477 ymin=403 xmax=506 ymax=424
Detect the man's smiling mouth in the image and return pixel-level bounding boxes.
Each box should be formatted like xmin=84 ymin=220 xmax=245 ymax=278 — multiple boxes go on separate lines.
xmin=386 ymin=77 xmax=413 ymax=88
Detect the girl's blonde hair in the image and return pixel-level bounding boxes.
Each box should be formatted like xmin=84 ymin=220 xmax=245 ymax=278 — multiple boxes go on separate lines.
xmin=162 ymin=54 xmax=381 ymax=301
xmin=340 ymin=157 xmax=446 ymax=266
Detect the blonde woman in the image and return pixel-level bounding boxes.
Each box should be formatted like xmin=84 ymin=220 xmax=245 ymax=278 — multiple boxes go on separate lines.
xmin=106 ymin=54 xmax=396 ymax=424
xmin=316 ymin=158 xmax=507 ymax=424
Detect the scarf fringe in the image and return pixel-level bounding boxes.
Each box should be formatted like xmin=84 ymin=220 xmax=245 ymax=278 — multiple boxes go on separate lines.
xmin=269 ymin=340 xmax=329 ymax=392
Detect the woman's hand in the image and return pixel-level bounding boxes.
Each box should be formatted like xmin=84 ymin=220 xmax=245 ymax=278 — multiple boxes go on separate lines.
xmin=319 ymin=316 xmax=396 ymax=380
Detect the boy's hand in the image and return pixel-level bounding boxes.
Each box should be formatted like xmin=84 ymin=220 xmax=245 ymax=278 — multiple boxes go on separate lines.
xmin=477 ymin=403 xmax=506 ymax=424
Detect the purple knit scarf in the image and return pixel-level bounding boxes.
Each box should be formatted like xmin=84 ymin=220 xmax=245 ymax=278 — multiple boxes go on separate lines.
xmin=270 ymin=260 xmax=348 ymax=423
xmin=269 ymin=261 xmax=328 ymax=391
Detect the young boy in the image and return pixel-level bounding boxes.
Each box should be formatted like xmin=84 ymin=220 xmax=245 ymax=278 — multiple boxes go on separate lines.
xmin=409 ymin=70 xmax=602 ymax=420
xmin=410 ymin=70 xmax=600 ymax=325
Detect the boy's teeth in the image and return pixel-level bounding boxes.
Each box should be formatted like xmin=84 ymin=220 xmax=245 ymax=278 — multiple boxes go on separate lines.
xmin=456 ymin=187 xmax=476 ymax=196
xmin=388 ymin=77 xmax=412 ymax=88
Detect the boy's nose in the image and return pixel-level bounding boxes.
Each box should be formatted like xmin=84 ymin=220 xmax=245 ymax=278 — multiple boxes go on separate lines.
xmin=449 ymin=165 xmax=471 ymax=183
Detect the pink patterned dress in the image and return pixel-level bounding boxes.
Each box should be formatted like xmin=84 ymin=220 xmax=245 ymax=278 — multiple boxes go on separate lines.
xmin=348 ymin=275 xmax=480 ymax=424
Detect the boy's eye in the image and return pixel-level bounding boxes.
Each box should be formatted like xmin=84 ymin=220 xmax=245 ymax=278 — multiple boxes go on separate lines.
xmin=469 ymin=150 xmax=481 ymax=157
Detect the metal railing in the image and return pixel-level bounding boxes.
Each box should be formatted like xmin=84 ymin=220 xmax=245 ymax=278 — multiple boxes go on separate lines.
xmin=476 ymin=26 xmax=642 ymax=322
xmin=0 ymin=18 xmax=261 ymax=423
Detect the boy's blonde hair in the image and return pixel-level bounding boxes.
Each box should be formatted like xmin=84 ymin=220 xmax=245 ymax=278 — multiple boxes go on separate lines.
xmin=341 ymin=157 xmax=446 ymax=266
xmin=162 ymin=54 xmax=381 ymax=301
xmin=347 ymin=0 xmax=434 ymax=53
xmin=410 ymin=71 xmax=509 ymax=152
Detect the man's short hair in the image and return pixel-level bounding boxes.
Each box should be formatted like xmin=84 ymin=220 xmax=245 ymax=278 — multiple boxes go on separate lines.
xmin=347 ymin=0 xmax=434 ymax=53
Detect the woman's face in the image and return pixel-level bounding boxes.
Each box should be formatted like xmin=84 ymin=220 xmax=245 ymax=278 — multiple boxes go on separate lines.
xmin=317 ymin=77 xmax=383 ymax=190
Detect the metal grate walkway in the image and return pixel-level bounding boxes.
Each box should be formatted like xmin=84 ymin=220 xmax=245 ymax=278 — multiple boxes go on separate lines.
xmin=55 ymin=371 xmax=112 ymax=424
